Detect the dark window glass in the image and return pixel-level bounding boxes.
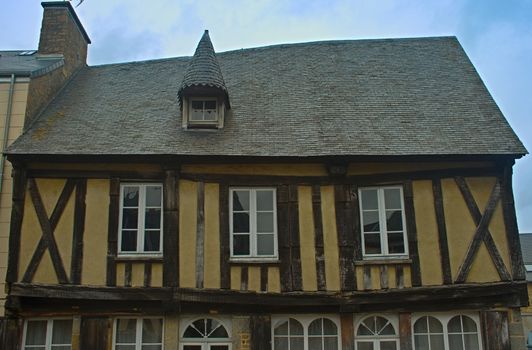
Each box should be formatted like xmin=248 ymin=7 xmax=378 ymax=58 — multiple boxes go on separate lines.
xmin=233 ymin=234 xmax=250 ymax=255
xmin=145 ymin=209 xmax=161 ymax=229
xmin=363 ymin=211 xmax=379 ymax=232
xmin=233 ymin=191 xmax=250 ymax=211
xmin=144 ymin=230 xmax=160 ymax=252
xmin=145 ymin=187 xmax=161 ymax=207
xmin=204 ymin=100 xmax=217 ymax=110
xmin=364 ymin=233 xmax=381 ymax=254
xmin=121 ymin=231 xmax=137 ymax=251
xmin=123 ymin=187 xmax=139 ymax=207
xmin=386 ymin=210 xmax=403 ymax=231
xmin=233 ymin=213 xmax=250 ymax=233
xmin=122 ymin=209 xmax=138 ymax=229
xmin=387 ymin=232 xmax=405 ymax=254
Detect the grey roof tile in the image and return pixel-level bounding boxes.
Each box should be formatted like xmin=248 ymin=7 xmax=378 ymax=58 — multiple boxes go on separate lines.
xmin=0 ymin=50 xmax=64 ymax=77
xmin=6 ymin=37 xmax=527 ymax=157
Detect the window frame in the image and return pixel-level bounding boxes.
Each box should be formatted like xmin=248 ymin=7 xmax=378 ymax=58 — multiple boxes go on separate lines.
xmin=271 ymin=314 xmax=341 ymax=350
xmin=189 ymin=97 xmax=219 ymax=122
xmin=354 ymin=314 xmax=400 ymax=350
xmin=22 ymin=318 xmax=73 ymax=350
xmin=179 ymin=316 xmax=232 ymax=350
xmin=358 ymin=186 xmax=409 ymax=259
xmin=118 ymin=183 xmax=164 ymax=257
xmin=411 ymin=312 xmax=483 ymax=350
xmin=112 ymin=317 xmax=164 ymax=350
xmin=229 ymin=187 xmax=278 ymax=261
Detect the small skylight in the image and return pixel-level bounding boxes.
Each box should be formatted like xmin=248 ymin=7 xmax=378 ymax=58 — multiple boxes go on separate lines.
xmin=525 ymin=264 xmax=532 ymax=272
xmin=18 ymin=50 xmax=36 ymax=56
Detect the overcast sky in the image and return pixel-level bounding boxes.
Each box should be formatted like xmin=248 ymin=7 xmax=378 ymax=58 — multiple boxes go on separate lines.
xmin=1 ymin=0 xmax=531 ymax=231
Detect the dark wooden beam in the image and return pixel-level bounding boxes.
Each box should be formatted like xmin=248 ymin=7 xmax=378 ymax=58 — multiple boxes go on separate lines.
xmin=340 ymin=313 xmax=354 ymax=350
xmin=335 ymin=184 xmax=357 ymax=292
xmin=312 ymin=185 xmax=327 ymax=291
xmin=144 ymin=262 xmax=152 ymax=287
xmin=399 ymin=313 xmax=413 ymax=350
xmin=6 ymin=165 xmax=27 ymax=283
xmin=163 ymin=170 xmax=179 ymax=287
xmin=124 ymin=262 xmax=132 ymax=287
xmin=403 ymin=181 xmax=422 ymax=287
xmin=80 ymin=317 xmax=111 ymax=350
xmin=196 ymin=182 xmax=205 ymax=289
xmin=241 ymin=266 xmax=249 ymax=291
xmin=432 ymin=179 xmax=452 ymax=284
xmin=260 ymin=265 xmax=268 ymax=292
xmin=106 ymin=177 xmax=120 ymax=286
xmin=288 ymin=184 xmax=302 ymax=291
xmin=251 ymin=315 xmax=271 ymax=350
xmin=277 ymin=185 xmax=293 ymax=292
xmin=70 ymin=179 xmax=87 ymax=284
xmin=480 ymin=311 xmax=510 ymax=350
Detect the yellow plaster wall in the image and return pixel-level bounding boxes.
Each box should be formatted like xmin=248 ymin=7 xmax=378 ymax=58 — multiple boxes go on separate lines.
xmin=82 ymin=179 xmax=109 ymax=286
xmin=267 ymin=266 xmax=281 ymax=293
xmin=412 ymin=180 xmax=443 ymax=286
xmin=203 ymin=183 xmax=220 ymax=289
xmin=247 ymin=266 xmax=261 ymax=292
xmin=19 ymin=188 xmax=43 ymax=280
xmin=298 ymin=186 xmax=318 ymax=292
xmin=152 ymin=263 xmax=163 ymax=287
xmin=179 ymin=180 xmax=198 ymax=288
xmin=321 ymin=186 xmax=340 ymax=291
xmin=164 ymin=315 xmax=179 ymax=350
xmin=131 ymin=263 xmax=144 ymax=287
xmin=230 ymin=266 xmax=241 ymax=290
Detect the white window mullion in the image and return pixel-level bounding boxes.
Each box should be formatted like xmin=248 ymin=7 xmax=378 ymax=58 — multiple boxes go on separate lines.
xmin=138 ymin=186 xmax=146 ymax=252
xmin=136 ymin=318 xmax=143 ymax=349
xmin=250 ymin=190 xmax=256 ymax=257
xmin=378 ymin=189 xmax=389 ymax=255
xmin=46 ymin=320 xmax=53 ymax=349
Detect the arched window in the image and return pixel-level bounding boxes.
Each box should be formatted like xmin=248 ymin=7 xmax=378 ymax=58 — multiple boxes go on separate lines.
xmin=308 ymin=318 xmax=339 ymax=350
xmin=273 ymin=318 xmax=304 ymax=350
xmin=413 ymin=316 xmax=444 ymax=350
xmin=447 ymin=315 xmax=479 ymax=350
xmin=181 ymin=318 xmax=231 ymax=350
xmin=356 ymin=316 xmax=398 ymax=350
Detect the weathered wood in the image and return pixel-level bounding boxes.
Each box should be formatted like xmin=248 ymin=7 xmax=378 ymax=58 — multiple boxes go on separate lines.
xmin=106 ymin=177 xmax=120 ymax=286
xmin=80 ymin=317 xmax=110 ymax=350
xmin=144 ymin=262 xmax=152 ymax=287
xmin=399 ymin=313 xmax=413 ymax=350
xmin=0 ymin=318 xmax=22 ymax=350
xmin=364 ymin=265 xmax=372 ymax=290
xmin=6 ymin=165 xmax=27 ymax=283
xmin=312 ymin=185 xmax=327 ymax=291
xmin=380 ymin=265 xmax=388 ymax=289
xmin=28 ymin=168 xmax=164 ymax=180
xmin=454 ymin=177 xmax=511 ymax=282
xmin=288 ymin=184 xmax=303 ymax=291
xmin=432 ymin=179 xmax=452 ymax=284
xmin=403 ymin=181 xmax=422 ymax=287
xmin=219 ymin=183 xmax=231 ymax=289
xmin=251 ymin=315 xmax=271 ymax=350
xmin=260 ymin=265 xmax=268 ymax=292
xmin=22 ymin=178 xmax=71 ymax=284
xmin=70 ymin=179 xmax=87 ymax=284
xmin=163 ymin=170 xmax=179 ymax=287
xmin=241 ymin=266 xmax=248 ymax=291
xmin=124 ymin=262 xmax=132 ymax=287
xmin=196 ymin=182 xmax=205 ymax=289
xmin=481 ymin=311 xmax=510 ymax=350
xmin=277 ymin=185 xmax=293 ymax=292
xmin=335 ymin=184 xmax=357 ymax=292
xmin=500 ymin=163 xmax=526 ymax=280
xmin=340 ymin=313 xmax=354 ymax=350
xmin=396 ymin=265 xmax=404 ymax=288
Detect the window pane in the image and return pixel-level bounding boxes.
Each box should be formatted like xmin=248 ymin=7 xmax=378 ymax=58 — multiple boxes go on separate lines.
xmin=122 ymin=209 xmax=138 ymax=229
xmin=356 ymin=342 xmax=374 ymax=350
xmin=146 ymin=186 xmax=161 ymax=207
xmin=414 ymin=317 xmax=428 ymax=333
xmin=121 ymin=230 xmax=137 ymax=251
xmin=290 ymin=337 xmax=304 ymax=350
xmin=274 ymin=321 xmax=288 ymax=335
xmin=448 ymin=316 xmax=462 ymax=333
xmin=448 ymin=334 xmax=464 ymax=350
xmin=116 ymin=346 xmax=136 ymax=350
xmin=289 ymin=319 xmax=303 ymax=335
xmin=381 ymin=341 xmax=397 ymax=350
xmin=233 ymin=234 xmax=250 ymax=255
xmin=193 ymin=319 xmax=206 ymax=336
xmin=361 ymin=189 xmax=378 ymax=210
xmin=116 ymin=319 xmax=136 ymax=343
xmin=363 ymin=211 xmax=380 ymax=232
xmin=191 ymin=101 xmax=203 ymax=109
xmin=257 ymin=234 xmax=274 ymax=255
xmin=51 ymin=346 xmax=71 ymax=350
xmin=210 ymin=346 xmax=229 ymax=350
xmin=309 ymin=319 xmax=323 ymax=335
xmin=274 ymin=337 xmax=288 ymax=349
xmin=233 ymin=191 xmax=249 ymax=211
xmin=464 ymin=334 xmax=479 ymax=350
xmin=183 ymin=325 xmax=202 ymax=338
xmin=145 ymin=209 xmax=161 ymax=229
xmin=183 ymin=346 xmax=201 ymax=350
xmin=428 ymin=316 xmax=443 ymax=333
xmin=364 ymin=233 xmax=381 ymax=255
xmin=257 ymin=190 xmax=273 ymax=211
xmin=380 ymin=323 xmax=395 ymax=336
xmin=142 ymin=319 xmax=162 ymax=344
xmin=308 ymin=337 xmax=322 ymax=350
xmin=123 ymin=187 xmax=139 ymax=207
xmin=386 ymin=210 xmax=403 ymax=231
xmin=204 ymin=108 xmax=217 ymax=121
xmin=205 ymin=100 xmax=217 ymax=110
xmin=191 ymin=108 xmax=204 ymax=121
xmin=141 ymin=346 xmax=162 ymax=350
xmin=387 ymin=232 xmax=405 ymax=254
xmin=384 ymin=188 xmax=401 ymax=209
xmin=52 ymin=320 xmax=72 ymax=345
xmin=209 ymin=325 xmax=229 ymax=338
xmin=25 ymin=321 xmax=47 ymax=345
xmin=376 ymin=316 xmax=389 ymax=334
xmin=323 ymin=319 xmax=337 ymax=335
xmin=461 ymin=316 xmax=477 ymax=332
xmin=430 ymin=335 xmax=445 ymax=350
xmin=233 ymin=213 xmax=250 ymax=233
xmin=414 ymin=335 xmax=429 ymax=350
xmin=257 ymin=212 xmax=274 ymax=233
xmin=324 ymin=336 xmax=338 ymax=350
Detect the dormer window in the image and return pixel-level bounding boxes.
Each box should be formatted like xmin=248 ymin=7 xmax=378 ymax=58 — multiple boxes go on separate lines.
xmin=182 ymin=96 xmax=225 ymax=129
xmin=190 ymin=98 xmax=217 ymax=122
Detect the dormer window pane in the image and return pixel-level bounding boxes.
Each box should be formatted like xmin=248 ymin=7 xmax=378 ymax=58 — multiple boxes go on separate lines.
xmin=190 ymin=99 xmax=218 ymax=121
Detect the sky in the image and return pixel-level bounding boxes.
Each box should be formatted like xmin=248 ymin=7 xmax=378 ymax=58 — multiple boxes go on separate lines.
xmin=1 ymin=0 xmax=531 ymax=231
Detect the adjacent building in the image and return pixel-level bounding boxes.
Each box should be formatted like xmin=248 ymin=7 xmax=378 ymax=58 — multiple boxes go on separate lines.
xmin=0 ymin=2 xmax=528 ymax=350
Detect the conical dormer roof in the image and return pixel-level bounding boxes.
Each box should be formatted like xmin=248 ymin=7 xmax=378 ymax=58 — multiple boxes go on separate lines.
xmin=178 ymin=30 xmax=228 ymax=105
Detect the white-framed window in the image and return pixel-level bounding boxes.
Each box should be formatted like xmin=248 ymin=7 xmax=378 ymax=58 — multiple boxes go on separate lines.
xmin=412 ymin=313 xmax=482 ymax=350
xmin=230 ymin=188 xmax=277 ymax=260
xmin=180 ymin=317 xmax=232 ymax=350
xmin=118 ymin=183 xmax=163 ymax=255
xmin=272 ymin=315 xmax=341 ymax=350
xmin=23 ymin=318 xmax=73 ymax=350
xmin=355 ymin=314 xmax=399 ymax=350
xmin=190 ymin=98 xmax=218 ymax=122
xmin=113 ymin=317 xmax=164 ymax=350
xmin=358 ymin=186 xmax=408 ymax=258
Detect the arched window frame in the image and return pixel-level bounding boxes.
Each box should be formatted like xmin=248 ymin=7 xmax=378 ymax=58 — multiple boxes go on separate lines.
xmin=411 ymin=313 xmax=483 ymax=350
xmin=354 ymin=314 xmax=399 ymax=350
xmin=179 ymin=316 xmax=232 ymax=350
xmin=271 ymin=315 xmax=341 ymax=350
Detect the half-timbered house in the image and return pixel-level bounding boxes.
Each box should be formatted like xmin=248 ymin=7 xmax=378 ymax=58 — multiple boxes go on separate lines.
xmin=1 ymin=2 xmax=529 ymax=349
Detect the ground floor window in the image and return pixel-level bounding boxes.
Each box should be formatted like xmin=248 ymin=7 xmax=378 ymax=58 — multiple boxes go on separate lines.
xmin=180 ymin=317 xmax=231 ymax=350
xmin=355 ymin=315 xmax=399 ymax=350
xmin=272 ymin=315 xmax=340 ymax=350
xmin=114 ymin=318 xmax=163 ymax=350
xmin=412 ymin=313 xmax=481 ymax=350
xmin=23 ymin=319 xmax=73 ymax=350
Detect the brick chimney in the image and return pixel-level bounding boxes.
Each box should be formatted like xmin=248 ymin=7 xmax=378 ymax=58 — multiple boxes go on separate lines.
xmin=24 ymin=1 xmax=91 ymax=128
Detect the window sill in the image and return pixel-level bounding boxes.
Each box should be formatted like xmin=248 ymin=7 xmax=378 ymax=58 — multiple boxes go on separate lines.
xmin=229 ymin=258 xmax=280 ymax=265
xmin=354 ymin=258 xmax=411 ymax=266
xmin=115 ymin=255 xmax=163 ymax=262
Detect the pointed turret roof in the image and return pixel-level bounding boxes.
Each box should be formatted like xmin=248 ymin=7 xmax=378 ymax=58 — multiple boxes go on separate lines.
xmin=178 ymin=30 xmax=228 ymax=103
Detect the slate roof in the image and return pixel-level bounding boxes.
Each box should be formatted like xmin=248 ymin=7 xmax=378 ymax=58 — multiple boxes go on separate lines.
xmin=6 ymin=36 xmax=527 ymax=158
xmin=178 ymin=30 xmax=228 ymax=103
xmin=0 ymin=50 xmax=63 ymax=77
xmin=519 ymin=234 xmax=532 ymax=281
